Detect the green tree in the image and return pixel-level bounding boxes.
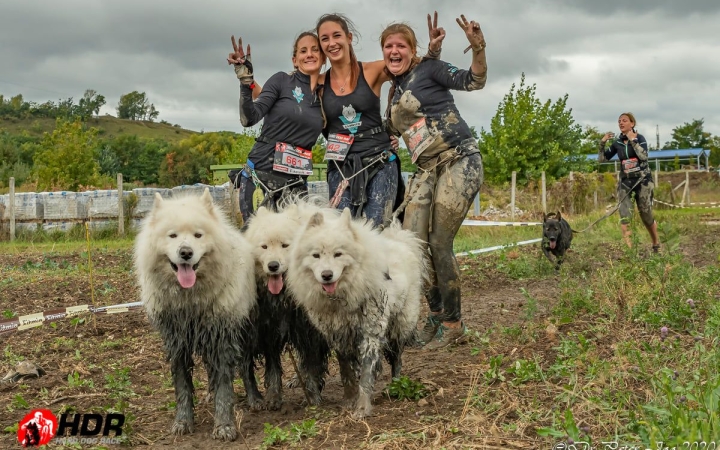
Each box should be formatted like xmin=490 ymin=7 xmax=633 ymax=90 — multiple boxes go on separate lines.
xmin=708 ymin=135 xmax=720 ymax=168
xmin=77 ymin=89 xmax=106 ymax=120
xmin=478 ymin=73 xmax=587 ymax=185
xmin=33 ymin=119 xmax=101 ymax=190
xmin=116 ymin=91 xmax=159 ymax=121
xmin=580 ymin=126 xmax=604 ymax=154
xmin=664 ymin=119 xmax=712 ymax=149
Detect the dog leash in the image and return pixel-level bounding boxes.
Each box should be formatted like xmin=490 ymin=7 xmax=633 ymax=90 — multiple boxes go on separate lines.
xmin=569 ymin=175 xmax=645 ymax=234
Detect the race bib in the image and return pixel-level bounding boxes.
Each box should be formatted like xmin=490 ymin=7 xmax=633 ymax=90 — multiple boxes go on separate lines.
xmin=622 ymin=157 xmax=640 ymax=173
xmin=404 ymin=117 xmax=435 ymax=163
xmin=273 ymin=142 xmax=313 ymax=176
xmin=324 ymin=133 xmax=354 ymax=162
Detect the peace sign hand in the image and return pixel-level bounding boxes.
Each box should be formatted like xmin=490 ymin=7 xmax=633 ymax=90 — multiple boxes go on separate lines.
xmin=228 ymin=35 xmax=251 ymax=65
xmin=427 ymin=11 xmax=446 ymax=53
xmin=456 ymin=15 xmax=486 ymax=54
xmin=228 ymin=35 xmax=254 ymax=85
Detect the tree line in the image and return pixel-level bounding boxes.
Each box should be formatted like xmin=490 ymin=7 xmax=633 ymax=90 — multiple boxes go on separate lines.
xmin=1 ymin=76 xmax=718 ymax=192
xmin=0 ymin=90 xmax=159 ymax=122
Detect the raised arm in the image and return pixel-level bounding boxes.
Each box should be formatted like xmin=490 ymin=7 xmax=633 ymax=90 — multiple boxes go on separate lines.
xmin=598 ymin=132 xmax=616 ymax=163
xmin=456 ymin=14 xmax=487 ymax=90
xmin=625 ymin=130 xmax=649 ymax=160
xmin=228 ymin=35 xmax=262 ymax=100
xmin=239 ymin=72 xmax=281 ymax=127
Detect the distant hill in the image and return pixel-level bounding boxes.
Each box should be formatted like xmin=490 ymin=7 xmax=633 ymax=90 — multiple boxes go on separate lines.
xmin=0 ymin=114 xmax=198 ymax=142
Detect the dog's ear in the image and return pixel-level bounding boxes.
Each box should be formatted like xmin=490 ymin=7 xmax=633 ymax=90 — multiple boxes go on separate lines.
xmin=201 ymin=188 xmax=215 ymax=213
xmin=153 ymin=193 xmax=164 ymax=211
xmin=556 ymin=211 xmax=562 ymax=221
xmin=340 ymin=207 xmax=352 ymax=226
xmin=308 ymin=212 xmax=324 ymax=228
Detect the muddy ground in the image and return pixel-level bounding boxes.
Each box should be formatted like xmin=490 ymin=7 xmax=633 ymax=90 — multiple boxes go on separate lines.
xmin=0 ymin=214 xmax=718 ymax=449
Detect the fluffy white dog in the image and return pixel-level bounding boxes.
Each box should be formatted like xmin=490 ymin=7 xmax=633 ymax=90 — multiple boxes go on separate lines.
xmin=134 ymin=188 xmax=256 ymax=441
xmin=286 ymin=207 xmax=427 ymax=419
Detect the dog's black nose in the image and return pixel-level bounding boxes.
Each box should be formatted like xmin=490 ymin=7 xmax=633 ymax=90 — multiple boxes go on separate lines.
xmin=321 ymin=270 xmax=333 ymax=281
xmin=268 ymin=261 xmax=280 ymax=272
xmin=179 ymin=246 xmax=193 ymax=261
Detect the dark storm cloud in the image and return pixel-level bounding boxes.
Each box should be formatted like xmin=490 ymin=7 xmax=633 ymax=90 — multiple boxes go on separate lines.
xmin=0 ymin=0 xmax=718 ymax=144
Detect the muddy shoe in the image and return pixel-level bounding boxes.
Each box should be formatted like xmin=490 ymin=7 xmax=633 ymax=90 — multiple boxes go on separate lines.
xmin=1 ymin=361 xmax=46 ymax=384
xmin=415 ymin=314 xmax=442 ymax=346
xmin=424 ymin=322 xmax=468 ymax=350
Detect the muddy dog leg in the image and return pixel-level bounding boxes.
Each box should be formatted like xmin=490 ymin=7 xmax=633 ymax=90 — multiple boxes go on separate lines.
xmin=353 ymin=337 xmax=383 ymax=420
xmin=205 ymin=361 xmax=238 ymax=441
xmin=384 ymin=338 xmax=403 ymax=379
xmin=239 ymin=352 xmax=264 ymax=411
xmin=337 ymin=352 xmax=359 ymax=409
xmin=170 ymin=350 xmax=195 ymax=435
xmin=294 ymin=334 xmax=329 ymax=406
xmin=263 ymin=348 xmax=283 ymax=411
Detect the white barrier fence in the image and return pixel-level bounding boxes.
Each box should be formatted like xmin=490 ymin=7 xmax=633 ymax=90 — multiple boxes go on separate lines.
xmin=0 ymin=180 xmax=329 ymax=239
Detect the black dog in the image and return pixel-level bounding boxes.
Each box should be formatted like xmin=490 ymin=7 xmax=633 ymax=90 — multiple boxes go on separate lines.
xmin=239 ymin=288 xmax=330 ymax=410
xmin=542 ymin=212 xmax=573 ymax=271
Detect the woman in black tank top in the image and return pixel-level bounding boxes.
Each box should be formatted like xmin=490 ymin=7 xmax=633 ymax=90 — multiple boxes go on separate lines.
xmin=315 ymin=14 xmax=401 ymax=227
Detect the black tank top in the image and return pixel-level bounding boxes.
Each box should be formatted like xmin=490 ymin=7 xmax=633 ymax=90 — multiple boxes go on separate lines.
xmin=323 ymin=63 xmax=390 ymax=167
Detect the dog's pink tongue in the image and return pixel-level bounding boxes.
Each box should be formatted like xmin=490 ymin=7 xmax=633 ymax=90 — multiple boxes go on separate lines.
xmin=177 ymin=264 xmax=197 ymax=289
xmin=268 ymin=274 xmax=284 ymax=295
xmin=549 ymin=241 xmax=556 ymax=249
xmin=322 ymin=282 xmax=337 ymax=294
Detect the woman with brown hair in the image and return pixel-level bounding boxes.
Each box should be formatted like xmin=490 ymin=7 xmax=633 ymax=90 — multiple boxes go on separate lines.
xmin=228 ymin=32 xmax=325 ymax=224
xmin=381 ymin=15 xmax=487 ymax=349
xmin=599 ymin=112 xmax=660 ymax=252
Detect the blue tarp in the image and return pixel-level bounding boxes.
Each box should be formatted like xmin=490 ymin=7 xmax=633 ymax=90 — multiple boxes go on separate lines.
xmin=585 ymin=148 xmax=709 ymax=161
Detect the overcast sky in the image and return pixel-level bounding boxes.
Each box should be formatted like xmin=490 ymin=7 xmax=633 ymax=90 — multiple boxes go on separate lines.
xmin=1 ymin=0 xmax=718 ymax=148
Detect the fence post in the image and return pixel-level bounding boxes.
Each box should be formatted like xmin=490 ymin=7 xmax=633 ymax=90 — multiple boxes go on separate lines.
xmin=594 ymin=189 xmax=598 ymax=210
xmin=654 ymin=162 xmax=659 ymax=186
xmin=9 ymin=177 xmax=15 ymax=241
xmin=684 ymin=170 xmax=690 ymax=205
xmin=511 ymin=171 xmax=516 ymax=221
xmin=568 ymin=171 xmax=574 ymax=214
xmin=117 ymin=173 xmax=124 ymax=236
xmin=473 ymin=193 xmax=480 ymax=217
xmin=541 ymin=171 xmax=546 ymax=214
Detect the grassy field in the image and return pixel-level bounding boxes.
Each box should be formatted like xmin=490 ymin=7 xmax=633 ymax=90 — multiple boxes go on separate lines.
xmin=0 ymin=208 xmax=719 ymax=448
xmin=0 ymin=115 xmax=197 ymax=142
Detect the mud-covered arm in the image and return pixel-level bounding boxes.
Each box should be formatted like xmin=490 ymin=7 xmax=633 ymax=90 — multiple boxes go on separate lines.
xmin=630 ymin=134 xmax=649 ymax=161
xmin=239 ymin=72 xmax=281 ymax=127
xmin=428 ymin=59 xmax=485 ymax=92
xmin=454 ymin=15 xmax=487 ymax=91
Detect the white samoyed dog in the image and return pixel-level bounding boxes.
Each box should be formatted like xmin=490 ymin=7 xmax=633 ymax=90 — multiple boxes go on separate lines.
xmin=286 ymin=207 xmax=428 ymax=419
xmin=134 ymin=188 xmax=256 ymax=441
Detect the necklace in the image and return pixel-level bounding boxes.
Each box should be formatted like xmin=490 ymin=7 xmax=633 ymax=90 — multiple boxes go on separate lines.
xmin=337 ymin=71 xmax=351 ymax=94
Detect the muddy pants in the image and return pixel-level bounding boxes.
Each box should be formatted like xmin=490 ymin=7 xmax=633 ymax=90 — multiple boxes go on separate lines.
xmin=403 ymin=152 xmax=484 ymax=323
xmin=327 ymin=158 xmax=399 ymax=228
xmin=618 ymin=176 xmax=654 ymax=227
xmin=238 ymin=174 xmax=307 ymax=225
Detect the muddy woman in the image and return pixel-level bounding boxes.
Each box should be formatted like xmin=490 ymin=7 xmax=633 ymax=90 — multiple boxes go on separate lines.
xmin=598 ymin=112 xmax=660 ymax=252
xmin=381 ymin=14 xmax=487 ymax=349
